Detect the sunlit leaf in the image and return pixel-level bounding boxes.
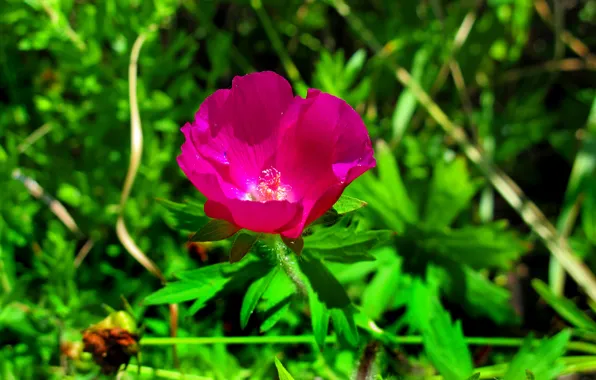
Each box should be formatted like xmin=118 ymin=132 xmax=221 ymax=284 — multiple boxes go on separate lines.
xmin=423 ymin=301 xmax=474 ymax=380
xmin=424 ymin=157 xmax=479 ymax=228
xmin=502 ymin=330 xmax=570 ymax=380
xmin=274 ymin=357 xmax=295 ymax=380
xmin=332 ymin=194 xmax=367 ymax=214
xmin=240 ymin=267 xmax=278 ymax=329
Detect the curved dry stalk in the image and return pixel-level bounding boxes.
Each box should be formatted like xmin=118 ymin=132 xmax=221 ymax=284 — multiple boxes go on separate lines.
xmin=116 ymin=25 xmax=165 ymax=284
xmin=329 ymin=0 xmax=596 ymax=303
xmin=500 ymin=58 xmax=596 ymax=82
xmin=118 ymin=26 xmax=179 ymax=361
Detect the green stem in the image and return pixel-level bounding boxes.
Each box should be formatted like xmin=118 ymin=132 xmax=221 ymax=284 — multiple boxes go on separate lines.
xmin=140 ymin=335 xmax=596 ymax=354
xmin=125 ymin=364 xmax=213 ymax=380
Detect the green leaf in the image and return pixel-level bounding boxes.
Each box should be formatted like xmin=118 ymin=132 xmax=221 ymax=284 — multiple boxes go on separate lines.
xmin=274 ymin=357 xmax=295 ymax=380
xmin=422 ymin=301 xmax=474 ymax=380
xmin=582 ymin=175 xmax=596 ymax=244
xmin=467 ymin=374 xmax=481 ymax=380
xmin=392 ymin=47 xmax=430 ymax=144
xmin=309 ymin=292 xmax=330 ymax=349
xmin=502 ymin=330 xmax=571 ymax=380
xmin=144 ymin=276 xmax=228 ymax=305
xmin=344 ymin=49 xmax=366 ymax=87
xmin=304 ymin=220 xmax=391 ymax=263
xmin=525 ymin=370 xmax=535 ymax=380
xmin=299 ymin=256 xmax=350 ymax=309
xmin=376 ymin=140 xmax=417 ymax=224
xmin=260 ymin=300 xmax=291 ymax=332
xmin=428 ymin=262 xmax=519 ymax=324
xmin=330 ymin=307 xmax=359 ymax=347
xmin=300 ymin=255 xmax=358 ymax=346
xmin=332 ymin=194 xmax=367 ymax=214
xmin=361 ymin=260 xmax=402 ymax=320
xmin=424 ymin=157 xmax=479 ymax=228
xmin=156 ymin=198 xmax=207 ymax=232
xmin=230 ymin=233 xmax=259 ymax=263
xmin=532 ymin=279 xmax=596 ymax=331
xmin=240 ymin=267 xmax=278 ymax=329
xmin=421 ymin=222 xmax=527 ymax=269
xmin=192 ymin=219 xmax=240 ymax=242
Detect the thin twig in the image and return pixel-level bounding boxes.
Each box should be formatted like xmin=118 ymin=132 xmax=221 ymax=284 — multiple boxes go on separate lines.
xmin=11 ymin=169 xmax=82 ymax=237
xmin=394 ymin=67 xmax=596 ymax=303
xmin=534 ymin=0 xmax=596 ymax=61
xmin=40 ymin=0 xmax=87 ymax=51
xmin=17 ymin=123 xmax=53 ymax=153
xmin=499 ymin=58 xmax=596 ymax=82
xmin=329 ymin=0 xmax=596 ymax=303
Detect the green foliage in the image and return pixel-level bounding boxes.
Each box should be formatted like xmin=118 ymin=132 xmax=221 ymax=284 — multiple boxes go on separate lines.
xmin=532 ymin=279 xmax=596 ymax=331
xmin=423 ymin=301 xmax=474 ymax=380
xmin=2 ymin=0 xmax=596 ymax=378
xmin=502 ymin=330 xmax=571 ymax=380
xmin=274 ymin=357 xmax=295 ymax=380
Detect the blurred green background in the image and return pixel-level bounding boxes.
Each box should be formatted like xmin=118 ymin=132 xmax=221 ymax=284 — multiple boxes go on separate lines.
xmin=1 ymin=0 xmax=596 ymax=379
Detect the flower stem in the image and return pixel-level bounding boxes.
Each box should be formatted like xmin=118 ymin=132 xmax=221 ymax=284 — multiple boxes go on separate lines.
xmin=140 ymin=335 xmax=596 ymax=354
xmin=271 ymin=238 xmax=308 ymax=297
xmin=125 ymin=364 xmax=213 ymax=380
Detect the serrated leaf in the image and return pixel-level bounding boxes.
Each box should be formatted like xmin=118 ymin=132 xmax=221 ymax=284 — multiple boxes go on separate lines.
xmin=332 ymin=194 xmax=367 ymax=214
xmin=502 ymin=330 xmax=571 ymax=380
xmin=304 ymin=220 xmax=391 ymax=263
xmin=230 ymin=233 xmax=258 ymax=263
xmin=144 ymin=277 xmax=228 ymax=305
xmin=422 ymin=302 xmax=474 ymax=380
xmin=421 ymin=223 xmax=527 ymax=269
xmin=192 ymin=219 xmax=240 ymax=242
xmin=428 ymin=262 xmax=519 ymax=324
xmin=156 ymin=198 xmax=207 ymax=231
xmin=300 ymin=256 xmax=358 ymax=347
xmin=532 ymin=279 xmax=596 ymax=331
xmin=274 ymin=357 xmax=295 ymax=380
xmin=424 ymin=157 xmax=479 ymax=228
xmin=240 ymin=267 xmax=278 ymax=329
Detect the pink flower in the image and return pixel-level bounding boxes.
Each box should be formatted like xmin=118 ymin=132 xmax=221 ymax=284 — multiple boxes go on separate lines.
xmin=177 ymin=71 xmax=375 ymax=238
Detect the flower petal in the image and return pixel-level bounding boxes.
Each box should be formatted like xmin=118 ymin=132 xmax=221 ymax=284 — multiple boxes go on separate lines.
xmin=205 ymin=199 xmax=302 ymax=234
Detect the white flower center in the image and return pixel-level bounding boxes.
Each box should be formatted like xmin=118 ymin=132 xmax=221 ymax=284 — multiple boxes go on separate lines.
xmin=247 ymin=167 xmax=292 ymax=202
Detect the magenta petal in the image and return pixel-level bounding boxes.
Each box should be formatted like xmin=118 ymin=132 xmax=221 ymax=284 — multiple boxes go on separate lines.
xmin=225 ymin=72 xmax=294 ymax=184
xmin=206 ymin=199 xmax=302 ymax=234
xmin=178 ymin=72 xmax=375 ymax=239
